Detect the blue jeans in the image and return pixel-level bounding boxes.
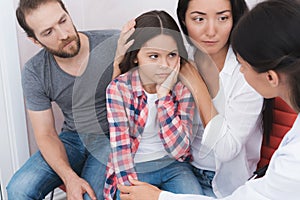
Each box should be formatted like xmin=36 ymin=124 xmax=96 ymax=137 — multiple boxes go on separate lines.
xmin=192 ymin=166 xmax=216 ymax=197
xmin=6 ymin=132 xmax=111 ymax=200
xmin=116 ymin=157 xmax=203 ymax=200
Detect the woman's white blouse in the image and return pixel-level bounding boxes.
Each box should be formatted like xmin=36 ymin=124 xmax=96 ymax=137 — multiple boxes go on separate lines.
xmin=191 ymin=47 xmax=264 ymax=197
xmin=159 ymin=113 xmax=300 ymax=200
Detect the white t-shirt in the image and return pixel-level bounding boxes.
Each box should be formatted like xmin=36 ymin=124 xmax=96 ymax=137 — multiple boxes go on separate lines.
xmin=134 ymin=91 xmax=167 ymax=163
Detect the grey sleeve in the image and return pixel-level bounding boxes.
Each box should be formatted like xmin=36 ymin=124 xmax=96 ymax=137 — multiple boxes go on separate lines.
xmin=22 ymin=66 xmax=51 ymax=111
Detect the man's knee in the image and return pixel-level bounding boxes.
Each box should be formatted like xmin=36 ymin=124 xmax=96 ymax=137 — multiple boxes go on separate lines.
xmin=6 ymin=175 xmax=32 ymax=199
xmin=6 ymin=166 xmax=51 ymax=200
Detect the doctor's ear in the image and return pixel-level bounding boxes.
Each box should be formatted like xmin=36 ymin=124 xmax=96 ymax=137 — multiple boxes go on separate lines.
xmin=266 ymin=70 xmax=279 ymax=87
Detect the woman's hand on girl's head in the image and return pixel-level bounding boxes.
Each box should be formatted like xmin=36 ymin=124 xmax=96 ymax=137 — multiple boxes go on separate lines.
xmin=112 ymin=19 xmax=136 ymax=79
xmin=156 ymin=58 xmax=180 ymax=98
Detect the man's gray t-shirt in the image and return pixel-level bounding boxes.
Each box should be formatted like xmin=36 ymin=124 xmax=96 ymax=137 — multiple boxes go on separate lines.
xmin=22 ymin=30 xmax=119 ymax=135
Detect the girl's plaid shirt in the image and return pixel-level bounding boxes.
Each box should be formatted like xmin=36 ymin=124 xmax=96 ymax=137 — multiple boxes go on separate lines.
xmin=103 ymin=69 xmax=195 ymax=199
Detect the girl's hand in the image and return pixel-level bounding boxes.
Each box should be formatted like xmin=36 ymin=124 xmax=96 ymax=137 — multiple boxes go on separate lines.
xmin=156 ymin=58 xmax=180 ymax=98
xmin=112 ymin=19 xmax=136 ymax=79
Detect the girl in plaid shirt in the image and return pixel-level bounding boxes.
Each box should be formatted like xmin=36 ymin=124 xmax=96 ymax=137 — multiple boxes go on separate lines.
xmin=104 ymin=10 xmax=203 ymax=200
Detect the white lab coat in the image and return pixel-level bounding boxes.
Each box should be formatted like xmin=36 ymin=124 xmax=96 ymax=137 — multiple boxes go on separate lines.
xmin=160 ymin=114 xmax=300 ymax=200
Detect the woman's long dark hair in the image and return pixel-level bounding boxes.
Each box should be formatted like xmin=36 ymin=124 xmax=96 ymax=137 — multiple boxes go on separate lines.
xmin=232 ymin=0 xmax=300 ymax=113
xmin=232 ymin=0 xmax=300 ymax=141
xmin=119 ymin=10 xmax=188 ymax=74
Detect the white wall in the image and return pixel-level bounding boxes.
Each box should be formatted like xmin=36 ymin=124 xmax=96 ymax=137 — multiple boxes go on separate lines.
xmin=0 ymin=0 xmax=29 ymax=199
xmin=246 ymin=0 xmax=265 ymax=9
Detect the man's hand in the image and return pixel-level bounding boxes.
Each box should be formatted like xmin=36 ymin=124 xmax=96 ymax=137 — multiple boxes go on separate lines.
xmin=65 ymin=175 xmax=96 ymax=200
xmin=118 ymin=177 xmax=161 ymax=200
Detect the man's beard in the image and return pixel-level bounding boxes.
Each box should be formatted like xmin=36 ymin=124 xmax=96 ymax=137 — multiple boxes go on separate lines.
xmin=41 ymin=31 xmax=81 ymax=58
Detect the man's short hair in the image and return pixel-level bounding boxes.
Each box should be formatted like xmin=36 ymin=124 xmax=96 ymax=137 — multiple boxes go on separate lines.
xmin=16 ymin=0 xmax=68 ymax=38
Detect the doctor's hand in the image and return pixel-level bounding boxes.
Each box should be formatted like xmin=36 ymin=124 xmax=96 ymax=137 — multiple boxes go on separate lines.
xmin=118 ymin=177 xmax=161 ymax=200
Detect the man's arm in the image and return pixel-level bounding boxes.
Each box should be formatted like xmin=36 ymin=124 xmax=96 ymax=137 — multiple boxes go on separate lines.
xmin=28 ymin=109 xmax=96 ymax=200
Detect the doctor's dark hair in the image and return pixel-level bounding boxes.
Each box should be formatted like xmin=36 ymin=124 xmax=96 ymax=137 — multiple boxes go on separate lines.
xmin=177 ymin=0 xmax=248 ymax=45
xmin=119 ymin=10 xmax=188 ymax=74
xmin=16 ymin=0 xmax=68 ymax=39
xmin=232 ymin=0 xmax=300 ymax=112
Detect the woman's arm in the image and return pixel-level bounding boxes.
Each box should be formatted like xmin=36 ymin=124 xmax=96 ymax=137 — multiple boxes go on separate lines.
xmin=180 ymin=59 xmax=263 ymax=162
xmin=203 ymin=79 xmax=263 ymax=162
xmin=179 ymin=61 xmax=217 ymax=127
xmin=194 ymin=49 xmax=220 ymax=98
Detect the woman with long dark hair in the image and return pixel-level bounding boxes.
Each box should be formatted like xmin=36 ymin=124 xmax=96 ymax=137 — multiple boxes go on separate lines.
xmin=176 ymin=0 xmax=267 ymax=197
